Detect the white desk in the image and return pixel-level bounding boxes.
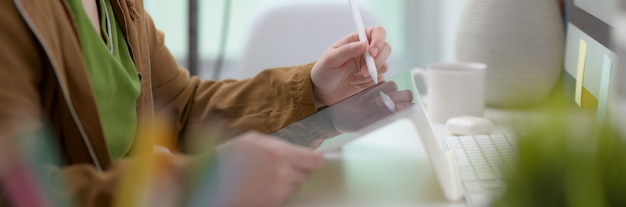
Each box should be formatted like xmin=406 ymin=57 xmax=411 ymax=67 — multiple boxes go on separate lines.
xmin=284 ymin=109 xmax=514 ymax=207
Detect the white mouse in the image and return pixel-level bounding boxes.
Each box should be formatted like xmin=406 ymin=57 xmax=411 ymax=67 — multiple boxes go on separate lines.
xmin=445 ymin=116 xmax=494 ymax=135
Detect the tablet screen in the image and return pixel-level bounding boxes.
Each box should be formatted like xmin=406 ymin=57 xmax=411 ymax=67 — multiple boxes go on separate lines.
xmin=271 ymin=71 xmax=418 ymax=151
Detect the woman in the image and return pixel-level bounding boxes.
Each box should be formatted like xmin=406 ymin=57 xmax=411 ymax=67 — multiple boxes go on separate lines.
xmin=0 ymin=0 xmax=392 ymax=206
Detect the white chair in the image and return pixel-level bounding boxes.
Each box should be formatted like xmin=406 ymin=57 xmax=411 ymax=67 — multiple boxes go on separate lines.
xmin=223 ymin=2 xmax=381 ymax=80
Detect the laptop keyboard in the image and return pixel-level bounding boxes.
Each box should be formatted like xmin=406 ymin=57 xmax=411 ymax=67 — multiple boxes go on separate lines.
xmin=444 ymin=134 xmax=517 ymax=207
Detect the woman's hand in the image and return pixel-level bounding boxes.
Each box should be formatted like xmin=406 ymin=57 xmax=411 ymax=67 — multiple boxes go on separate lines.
xmin=212 ymin=132 xmax=324 ymax=207
xmin=311 ymin=26 xmax=392 ymax=106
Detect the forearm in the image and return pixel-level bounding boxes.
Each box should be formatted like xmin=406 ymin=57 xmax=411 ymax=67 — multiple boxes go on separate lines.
xmin=152 ymin=61 xmax=321 ymax=150
xmin=142 ymin=11 xmax=320 ymax=151
xmin=188 ymin=63 xmax=320 ymax=132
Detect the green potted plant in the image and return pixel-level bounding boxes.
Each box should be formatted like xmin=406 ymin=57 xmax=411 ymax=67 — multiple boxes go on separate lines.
xmin=493 ymin=109 xmax=626 ymax=206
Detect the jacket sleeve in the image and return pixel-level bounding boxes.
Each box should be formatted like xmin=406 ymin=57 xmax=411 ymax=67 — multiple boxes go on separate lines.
xmin=142 ymin=12 xmax=323 ymax=146
xmin=0 ymin=0 xmax=45 ymax=147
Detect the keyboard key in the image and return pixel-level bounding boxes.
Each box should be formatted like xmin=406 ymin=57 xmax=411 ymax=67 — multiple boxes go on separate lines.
xmin=461 ymin=173 xmax=479 ymax=181
xmin=467 ymin=193 xmax=493 ymax=207
xmin=445 ymin=133 xmax=517 ymax=207
xmin=459 ymin=166 xmax=474 ymax=172
xmin=480 ymin=180 xmax=504 ymax=189
xmin=454 ymin=149 xmax=471 ymax=166
xmin=472 ymin=163 xmax=489 ymax=169
xmin=477 ymin=172 xmax=497 ymax=180
xmin=464 ymin=181 xmax=484 ymax=192
xmin=476 ymin=135 xmax=492 ymax=141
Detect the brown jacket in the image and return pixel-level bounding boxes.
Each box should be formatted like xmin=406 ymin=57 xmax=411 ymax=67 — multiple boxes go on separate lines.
xmin=0 ymin=0 xmax=320 ymax=206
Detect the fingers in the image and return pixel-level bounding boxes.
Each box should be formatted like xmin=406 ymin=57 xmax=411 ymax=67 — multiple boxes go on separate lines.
xmin=214 ymin=132 xmax=323 ymax=207
xmin=330 ymin=26 xmax=390 ymax=78
xmin=225 ymin=132 xmax=324 ymax=172
xmin=333 ymin=26 xmax=386 ymax=50
xmin=373 ymin=42 xmax=392 ymax=69
xmin=282 ymin=147 xmax=319 ymax=198
xmin=357 ymin=81 xmax=398 ymax=102
xmin=261 ymin=135 xmax=324 ymax=172
xmin=388 ymin=90 xmax=414 ymax=103
xmin=395 ymin=102 xmax=415 ymax=111
xmin=366 ymin=26 xmax=387 ymax=57
xmin=286 ymin=144 xmax=325 ymax=171
xmin=357 ymin=27 xmax=390 ymax=77
xmin=332 ymin=26 xmax=388 ymax=64
xmin=350 ymin=74 xmax=385 ymax=90
xmin=373 ymin=90 xmax=414 ymax=107
xmin=353 ymin=63 xmax=388 ymax=85
xmin=332 ymin=30 xmax=360 ymax=48
xmin=366 ymin=27 xmax=390 ymax=76
xmin=327 ymin=41 xmax=368 ymax=68
xmin=350 ymin=75 xmax=379 ymax=89
xmin=359 ymin=42 xmax=390 ymax=74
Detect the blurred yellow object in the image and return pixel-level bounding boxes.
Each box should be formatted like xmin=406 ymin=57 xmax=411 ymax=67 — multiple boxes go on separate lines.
xmin=113 ymin=116 xmax=178 ymax=207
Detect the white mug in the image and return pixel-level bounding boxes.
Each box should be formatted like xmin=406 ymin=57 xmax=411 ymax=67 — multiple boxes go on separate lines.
xmin=412 ymin=62 xmax=487 ymax=123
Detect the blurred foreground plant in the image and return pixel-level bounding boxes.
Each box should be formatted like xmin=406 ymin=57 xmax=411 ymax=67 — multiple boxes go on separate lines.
xmin=493 ymin=108 xmax=626 ymax=207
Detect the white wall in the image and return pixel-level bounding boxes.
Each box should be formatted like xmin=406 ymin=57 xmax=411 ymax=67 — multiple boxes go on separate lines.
xmin=405 ymin=0 xmax=468 ymax=69
xmin=144 ymin=0 xmax=468 ymax=78
xmin=440 ymin=0 xmax=469 ymax=62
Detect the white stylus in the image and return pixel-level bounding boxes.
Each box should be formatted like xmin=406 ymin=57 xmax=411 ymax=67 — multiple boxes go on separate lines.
xmin=348 ymin=0 xmax=378 ymax=85
xmin=379 ymin=91 xmax=396 ymax=113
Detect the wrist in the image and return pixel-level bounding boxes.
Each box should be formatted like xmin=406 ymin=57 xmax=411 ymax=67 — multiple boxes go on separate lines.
xmin=313 ymin=92 xmax=326 ymax=109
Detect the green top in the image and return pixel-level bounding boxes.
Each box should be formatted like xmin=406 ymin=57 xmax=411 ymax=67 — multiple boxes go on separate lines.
xmin=65 ymin=0 xmax=141 ymax=160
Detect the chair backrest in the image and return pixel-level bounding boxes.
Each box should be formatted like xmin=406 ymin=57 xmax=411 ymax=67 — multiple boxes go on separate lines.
xmin=223 ymin=2 xmax=380 ymax=80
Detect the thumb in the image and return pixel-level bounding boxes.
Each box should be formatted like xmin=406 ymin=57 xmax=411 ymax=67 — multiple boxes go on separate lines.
xmin=327 ymin=41 xmax=367 ymax=67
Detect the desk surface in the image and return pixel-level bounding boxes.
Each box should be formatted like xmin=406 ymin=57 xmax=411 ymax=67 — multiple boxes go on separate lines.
xmin=282 ymin=71 xmax=516 ymax=207
xmin=285 ymin=117 xmax=462 ymax=207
